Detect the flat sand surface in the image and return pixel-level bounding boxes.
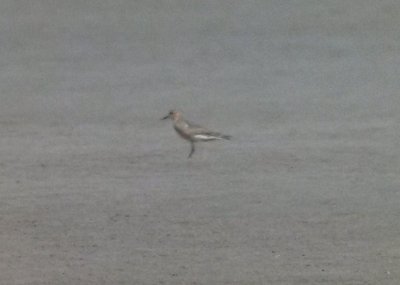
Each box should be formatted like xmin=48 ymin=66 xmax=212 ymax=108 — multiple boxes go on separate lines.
xmin=0 ymin=1 xmax=399 ymax=284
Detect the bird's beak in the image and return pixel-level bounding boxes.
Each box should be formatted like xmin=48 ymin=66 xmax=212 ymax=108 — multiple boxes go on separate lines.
xmin=161 ymin=114 xmax=170 ymax=120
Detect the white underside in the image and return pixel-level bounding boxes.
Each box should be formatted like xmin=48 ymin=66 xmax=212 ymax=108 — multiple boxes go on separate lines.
xmin=193 ymin=134 xmax=220 ymax=141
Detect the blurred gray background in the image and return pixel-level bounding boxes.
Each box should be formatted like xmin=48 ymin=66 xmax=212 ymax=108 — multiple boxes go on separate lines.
xmin=0 ymin=0 xmax=399 ymax=284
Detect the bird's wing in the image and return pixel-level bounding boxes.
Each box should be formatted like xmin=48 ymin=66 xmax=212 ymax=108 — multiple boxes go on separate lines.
xmin=185 ymin=120 xmax=213 ymax=135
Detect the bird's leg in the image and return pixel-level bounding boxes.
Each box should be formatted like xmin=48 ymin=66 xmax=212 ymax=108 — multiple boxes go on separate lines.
xmin=188 ymin=141 xmax=195 ymax=158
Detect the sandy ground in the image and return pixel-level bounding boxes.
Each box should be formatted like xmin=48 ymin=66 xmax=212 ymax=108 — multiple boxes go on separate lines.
xmin=0 ymin=0 xmax=399 ymax=284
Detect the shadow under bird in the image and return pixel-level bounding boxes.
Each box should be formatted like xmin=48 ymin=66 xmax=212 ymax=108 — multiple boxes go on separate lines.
xmin=162 ymin=110 xmax=231 ymax=158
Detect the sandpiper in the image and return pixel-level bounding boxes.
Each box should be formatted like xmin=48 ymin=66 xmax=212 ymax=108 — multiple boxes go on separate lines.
xmin=162 ymin=110 xmax=231 ymax=158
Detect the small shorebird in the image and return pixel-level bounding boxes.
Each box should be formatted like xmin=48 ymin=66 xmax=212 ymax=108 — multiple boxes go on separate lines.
xmin=162 ymin=110 xmax=231 ymax=158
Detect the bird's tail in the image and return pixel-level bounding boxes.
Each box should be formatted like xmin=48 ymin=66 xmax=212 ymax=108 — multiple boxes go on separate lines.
xmin=220 ymin=134 xmax=231 ymax=140
xmin=202 ymin=132 xmax=232 ymax=140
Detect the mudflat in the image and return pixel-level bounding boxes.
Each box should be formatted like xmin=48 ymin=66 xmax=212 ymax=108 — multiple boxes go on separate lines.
xmin=0 ymin=1 xmax=399 ymax=284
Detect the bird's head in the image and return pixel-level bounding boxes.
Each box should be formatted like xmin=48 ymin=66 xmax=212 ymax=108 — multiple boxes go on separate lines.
xmin=161 ymin=110 xmax=181 ymax=121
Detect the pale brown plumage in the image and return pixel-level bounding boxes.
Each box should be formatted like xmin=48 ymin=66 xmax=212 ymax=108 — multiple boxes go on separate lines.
xmin=162 ymin=110 xmax=231 ymax=158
